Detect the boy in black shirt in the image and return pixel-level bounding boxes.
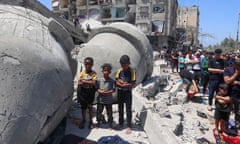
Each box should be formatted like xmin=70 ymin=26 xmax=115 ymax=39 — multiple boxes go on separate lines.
xmin=115 ymin=55 xmax=136 ymax=134
xmin=214 ymin=83 xmax=231 ymax=135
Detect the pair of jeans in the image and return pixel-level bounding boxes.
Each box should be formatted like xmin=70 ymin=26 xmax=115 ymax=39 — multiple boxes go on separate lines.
xmin=171 ymin=61 xmax=178 ymax=72
xmin=96 ymin=104 xmax=113 ymax=125
xmin=208 ymin=79 xmax=222 ymax=106
xmin=117 ymin=90 xmax=132 ymax=128
xmin=179 ymin=68 xmax=184 ymax=78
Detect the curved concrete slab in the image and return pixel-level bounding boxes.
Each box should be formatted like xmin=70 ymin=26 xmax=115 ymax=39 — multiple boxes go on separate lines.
xmin=79 ymin=22 xmax=153 ymax=83
xmin=0 ymin=5 xmax=76 ymax=144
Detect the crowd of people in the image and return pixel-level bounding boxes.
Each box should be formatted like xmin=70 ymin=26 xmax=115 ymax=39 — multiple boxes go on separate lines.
xmin=161 ymin=48 xmax=240 ymax=136
xmin=77 ymin=55 xmax=136 ymax=134
xmin=76 ymin=47 xmax=240 ymax=138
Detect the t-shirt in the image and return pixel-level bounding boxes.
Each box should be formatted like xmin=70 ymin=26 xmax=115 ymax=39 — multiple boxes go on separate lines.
xmin=208 ymin=58 xmax=224 ymax=80
xmin=180 ymin=69 xmax=197 ymax=81
xmin=78 ymin=70 xmax=97 ymax=102
xmin=78 ymin=70 xmax=97 ymax=88
xmin=201 ymin=57 xmax=209 ymax=75
xmin=179 ymin=57 xmax=185 ymax=68
xmin=192 ymin=57 xmax=201 ymax=70
xmin=115 ymin=67 xmax=136 ymax=91
xmin=226 ymin=58 xmax=234 ymax=67
xmin=97 ymin=77 xmax=115 ymax=104
xmin=215 ymin=92 xmax=231 ymax=112
xmin=224 ymin=67 xmax=240 ymax=99
xmin=185 ymin=54 xmax=193 ymax=70
xmin=171 ymin=53 xmax=179 ymax=62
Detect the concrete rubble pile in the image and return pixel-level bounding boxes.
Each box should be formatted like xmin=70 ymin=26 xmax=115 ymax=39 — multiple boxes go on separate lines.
xmin=132 ymin=54 xmax=215 ymax=144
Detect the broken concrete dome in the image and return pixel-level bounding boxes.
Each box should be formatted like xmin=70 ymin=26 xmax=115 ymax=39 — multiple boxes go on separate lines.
xmin=0 ymin=5 xmax=76 ymax=144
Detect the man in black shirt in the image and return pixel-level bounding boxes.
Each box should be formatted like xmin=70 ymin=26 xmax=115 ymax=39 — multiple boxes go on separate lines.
xmin=180 ymin=69 xmax=199 ymax=99
xmin=171 ymin=50 xmax=179 ymax=73
xmin=224 ymin=60 xmax=240 ymax=130
xmin=208 ymin=49 xmax=225 ymax=111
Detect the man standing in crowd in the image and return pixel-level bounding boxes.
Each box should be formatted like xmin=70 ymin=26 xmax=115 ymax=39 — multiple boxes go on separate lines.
xmin=171 ymin=50 xmax=179 ymax=73
xmin=224 ymin=60 xmax=240 ymax=131
xmin=185 ymin=49 xmax=193 ymax=70
xmin=207 ymin=49 xmax=224 ymax=111
xmin=192 ymin=51 xmax=202 ymax=82
xmin=200 ymin=51 xmax=213 ymax=96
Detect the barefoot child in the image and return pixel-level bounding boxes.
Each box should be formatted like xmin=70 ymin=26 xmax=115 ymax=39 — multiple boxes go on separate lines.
xmin=96 ymin=63 xmax=115 ymax=129
xmin=77 ymin=57 xmax=97 ymax=129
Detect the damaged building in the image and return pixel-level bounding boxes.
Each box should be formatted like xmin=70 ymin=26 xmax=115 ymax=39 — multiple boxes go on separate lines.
xmin=176 ymin=6 xmax=200 ymax=50
xmin=51 ymin=0 xmax=178 ymax=50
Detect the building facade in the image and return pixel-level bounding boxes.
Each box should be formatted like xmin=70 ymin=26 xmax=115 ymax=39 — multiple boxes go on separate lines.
xmin=176 ymin=6 xmax=199 ymax=48
xmin=52 ymin=0 xmax=178 ymax=50
xmin=52 ymin=0 xmax=135 ymax=23
xmin=135 ymin=0 xmax=178 ymax=50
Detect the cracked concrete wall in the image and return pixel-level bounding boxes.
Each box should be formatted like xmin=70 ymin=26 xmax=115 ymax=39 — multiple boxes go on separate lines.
xmin=0 ymin=5 xmax=76 ymax=144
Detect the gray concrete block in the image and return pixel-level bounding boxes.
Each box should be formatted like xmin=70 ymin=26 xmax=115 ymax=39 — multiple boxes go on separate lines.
xmin=133 ymin=93 xmax=181 ymax=144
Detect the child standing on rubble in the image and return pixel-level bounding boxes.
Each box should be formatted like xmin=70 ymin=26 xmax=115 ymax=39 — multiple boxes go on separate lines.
xmin=115 ymin=55 xmax=136 ymax=134
xmin=214 ymin=83 xmax=231 ymax=135
xmin=77 ymin=57 xmax=97 ymax=129
xmin=96 ymin=63 xmax=115 ymax=129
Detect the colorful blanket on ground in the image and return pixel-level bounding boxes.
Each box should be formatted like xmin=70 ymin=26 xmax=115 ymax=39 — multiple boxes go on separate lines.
xmin=212 ymin=129 xmax=240 ymax=144
xmin=222 ymin=132 xmax=240 ymax=144
xmin=61 ymin=134 xmax=96 ymax=144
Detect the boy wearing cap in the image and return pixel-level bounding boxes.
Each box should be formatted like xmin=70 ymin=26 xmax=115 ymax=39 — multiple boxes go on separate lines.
xmin=115 ymin=55 xmax=136 ymax=134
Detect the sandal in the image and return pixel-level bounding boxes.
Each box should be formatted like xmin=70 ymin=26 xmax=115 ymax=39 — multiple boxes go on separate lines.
xmin=88 ymin=122 xmax=94 ymax=129
xmin=114 ymin=124 xmax=123 ymax=130
xmin=95 ymin=123 xmax=100 ymax=129
xmin=78 ymin=120 xmax=85 ymax=129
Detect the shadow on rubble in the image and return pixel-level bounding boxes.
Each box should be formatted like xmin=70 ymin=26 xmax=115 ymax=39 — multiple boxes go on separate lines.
xmin=188 ymin=95 xmax=205 ymax=104
xmin=134 ymin=105 xmax=148 ymax=131
xmin=61 ymin=134 xmax=96 ymax=144
xmin=38 ymin=117 xmax=68 ymax=144
xmin=40 ymin=102 xmax=95 ymax=144
xmin=142 ymin=76 xmax=159 ymax=86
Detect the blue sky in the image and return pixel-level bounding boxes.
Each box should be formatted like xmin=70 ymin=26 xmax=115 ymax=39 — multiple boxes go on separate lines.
xmin=179 ymin=0 xmax=240 ymax=46
xmin=39 ymin=0 xmax=51 ymax=9
xmin=39 ymin=0 xmax=240 ymax=46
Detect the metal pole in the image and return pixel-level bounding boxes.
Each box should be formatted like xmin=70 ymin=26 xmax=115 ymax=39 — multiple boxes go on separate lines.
xmin=237 ymin=13 xmax=240 ymax=50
